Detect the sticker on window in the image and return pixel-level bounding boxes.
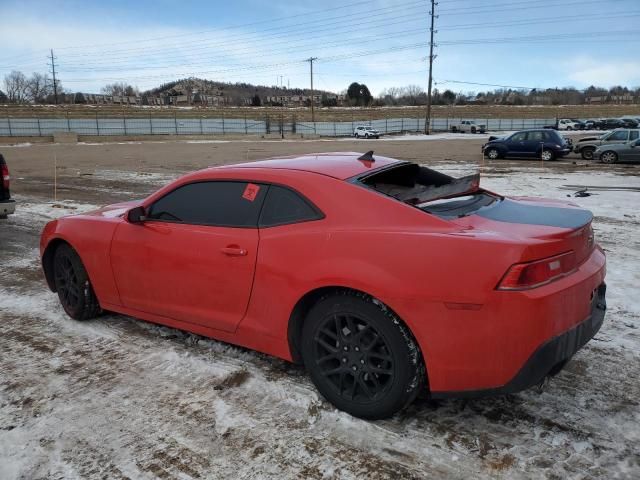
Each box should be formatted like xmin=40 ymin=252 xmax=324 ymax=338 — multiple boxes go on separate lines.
xmin=242 ymin=183 xmax=260 ymax=202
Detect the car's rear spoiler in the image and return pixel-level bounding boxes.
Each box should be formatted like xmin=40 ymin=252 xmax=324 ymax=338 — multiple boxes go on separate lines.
xmin=394 ymin=173 xmax=481 ymax=205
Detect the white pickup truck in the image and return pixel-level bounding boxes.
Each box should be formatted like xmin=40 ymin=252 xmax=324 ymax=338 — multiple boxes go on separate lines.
xmin=450 ymin=120 xmax=486 ymax=134
xmin=557 ymin=119 xmax=582 ymax=130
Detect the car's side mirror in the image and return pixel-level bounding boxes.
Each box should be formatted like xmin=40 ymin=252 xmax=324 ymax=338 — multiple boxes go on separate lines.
xmin=127 ymin=206 xmax=147 ymax=224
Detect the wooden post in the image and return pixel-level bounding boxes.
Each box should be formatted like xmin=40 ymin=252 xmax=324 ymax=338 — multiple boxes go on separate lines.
xmin=54 ymin=154 xmax=57 ymax=202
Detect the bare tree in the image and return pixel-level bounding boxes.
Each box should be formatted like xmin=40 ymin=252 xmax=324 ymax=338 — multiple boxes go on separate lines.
xmin=26 ymin=72 xmax=51 ymax=103
xmin=3 ymin=70 xmax=28 ymax=103
xmin=102 ymin=82 xmax=139 ymax=97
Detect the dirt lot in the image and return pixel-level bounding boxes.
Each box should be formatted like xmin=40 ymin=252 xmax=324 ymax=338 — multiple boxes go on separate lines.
xmin=1 ymin=135 xmax=639 ymax=479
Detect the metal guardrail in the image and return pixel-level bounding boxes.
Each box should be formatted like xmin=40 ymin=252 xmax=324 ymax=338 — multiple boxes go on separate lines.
xmin=0 ymin=116 xmax=556 ymax=137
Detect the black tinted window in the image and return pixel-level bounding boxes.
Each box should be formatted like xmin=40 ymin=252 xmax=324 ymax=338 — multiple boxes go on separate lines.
xmin=148 ymin=181 xmax=266 ymax=227
xmin=510 ymin=132 xmax=526 ymax=142
xmin=630 ymin=131 xmax=639 ymax=141
xmin=527 ymin=131 xmax=545 ymax=142
xmin=259 ymin=185 xmax=322 ymax=227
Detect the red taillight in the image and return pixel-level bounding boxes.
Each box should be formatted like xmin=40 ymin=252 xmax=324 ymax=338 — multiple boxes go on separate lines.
xmin=497 ymin=251 xmax=577 ymax=290
xmin=1 ymin=163 xmax=9 ymax=190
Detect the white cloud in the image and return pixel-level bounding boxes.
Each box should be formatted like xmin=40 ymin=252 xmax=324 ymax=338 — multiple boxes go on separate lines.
xmin=567 ymin=56 xmax=640 ymax=87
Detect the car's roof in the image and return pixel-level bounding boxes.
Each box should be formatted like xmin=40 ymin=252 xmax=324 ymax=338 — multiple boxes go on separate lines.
xmin=214 ymin=152 xmax=402 ymax=180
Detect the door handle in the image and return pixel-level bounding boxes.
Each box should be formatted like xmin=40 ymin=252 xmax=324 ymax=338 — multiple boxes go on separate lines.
xmin=221 ymin=246 xmax=248 ymax=256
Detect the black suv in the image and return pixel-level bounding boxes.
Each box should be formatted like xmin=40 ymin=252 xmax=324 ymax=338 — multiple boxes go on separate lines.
xmin=482 ymin=129 xmax=572 ymax=161
xmin=0 ymin=154 xmax=15 ymax=219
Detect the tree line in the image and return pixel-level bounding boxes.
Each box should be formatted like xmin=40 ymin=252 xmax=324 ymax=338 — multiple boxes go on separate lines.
xmin=2 ymin=69 xmax=639 ymax=107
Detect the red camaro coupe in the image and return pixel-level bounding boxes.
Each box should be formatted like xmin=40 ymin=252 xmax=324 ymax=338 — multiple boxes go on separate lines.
xmin=40 ymin=152 xmax=607 ymax=419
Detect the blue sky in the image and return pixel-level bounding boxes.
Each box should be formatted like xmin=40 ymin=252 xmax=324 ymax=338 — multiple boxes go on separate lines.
xmin=1 ymin=0 xmax=639 ymax=96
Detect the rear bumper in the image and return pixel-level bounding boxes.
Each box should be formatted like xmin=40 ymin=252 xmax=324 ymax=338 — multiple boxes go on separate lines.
xmin=432 ymin=283 xmax=606 ymax=399
xmin=557 ymin=148 xmax=572 ymax=157
xmin=0 ymin=199 xmax=15 ymax=217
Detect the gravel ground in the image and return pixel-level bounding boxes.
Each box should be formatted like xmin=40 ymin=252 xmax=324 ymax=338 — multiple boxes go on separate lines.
xmin=1 ymin=137 xmax=639 ymax=479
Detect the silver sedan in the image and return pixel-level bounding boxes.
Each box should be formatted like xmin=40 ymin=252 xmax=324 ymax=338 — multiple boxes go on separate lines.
xmin=595 ymin=139 xmax=640 ymax=164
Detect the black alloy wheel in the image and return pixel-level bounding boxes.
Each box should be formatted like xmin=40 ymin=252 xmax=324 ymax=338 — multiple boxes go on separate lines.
xmin=313 ymin=313 xmax=394 ymax=402
xmin=53 ymin=243 xmax=100 ymax=320
xmin=302 ymin=292 xmax=425 ymax=419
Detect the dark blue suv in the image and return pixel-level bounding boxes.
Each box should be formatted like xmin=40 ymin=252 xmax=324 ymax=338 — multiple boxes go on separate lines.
xmin=482 ymin=129 xmax=572 ymax=161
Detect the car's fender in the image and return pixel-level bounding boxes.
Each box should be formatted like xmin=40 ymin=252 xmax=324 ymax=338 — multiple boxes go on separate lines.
xmin=40 ymin=215 xmax=122 ymax=306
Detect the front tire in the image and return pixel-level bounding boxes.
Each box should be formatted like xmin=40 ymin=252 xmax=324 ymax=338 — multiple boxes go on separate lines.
xmin=581 ymin=147 xmax=595 ymax=160
xmin=53 ymin=243 xmax=100 ymax=320
xmin=301 ymin=292 xmax=425 ymax=419
xmin=600 ymin=151 xmax=618 ymax=164
xmin=485 ymin=147 xmax=500 ymax=160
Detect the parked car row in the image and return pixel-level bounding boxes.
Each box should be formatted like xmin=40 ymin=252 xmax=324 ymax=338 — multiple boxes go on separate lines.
xmin=552 ymin=117 xmax=640 ymax=130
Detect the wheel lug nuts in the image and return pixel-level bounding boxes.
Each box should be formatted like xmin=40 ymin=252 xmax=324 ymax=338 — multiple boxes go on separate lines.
xmin=355 ymin=346 xmax=360 ymax=352
xmin=360 ymin=359 xmax=365 ymax=364
xmin=342 ymin=358 xmax=347 ymax=363
xmin=343 ymin=346 xmax=348 ymax=351
xmin=352 ymin=366 xmax=357 ymax=371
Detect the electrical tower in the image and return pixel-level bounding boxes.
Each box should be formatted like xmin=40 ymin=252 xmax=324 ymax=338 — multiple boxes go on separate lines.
xmin=424 ymin=1 xmax=437 ymax=134
xmin=306 ymin=57 xmax=318 ymax=122
xmin=48 ymin=49 xmax=59 ymax=105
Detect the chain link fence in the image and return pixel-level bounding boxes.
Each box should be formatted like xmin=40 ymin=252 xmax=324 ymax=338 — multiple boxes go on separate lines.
xmin=0 ymin=114 xmax=556 ymax=137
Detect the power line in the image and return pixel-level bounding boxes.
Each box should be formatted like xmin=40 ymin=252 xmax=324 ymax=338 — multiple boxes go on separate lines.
xmin=47 ymin=2 xmax=427 ymax=61
xmin=437 ymin=79 xmax=537 ymax=90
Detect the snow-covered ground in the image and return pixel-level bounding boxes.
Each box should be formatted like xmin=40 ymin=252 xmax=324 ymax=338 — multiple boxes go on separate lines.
xmin=1 ymin=163 xmax=639 ymax=479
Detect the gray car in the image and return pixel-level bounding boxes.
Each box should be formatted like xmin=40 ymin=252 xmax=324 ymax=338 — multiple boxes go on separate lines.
xmin=574 ymin=129 xmax=640 ymax=160
xmin=595 ymin=138 xmax=640 ymax=164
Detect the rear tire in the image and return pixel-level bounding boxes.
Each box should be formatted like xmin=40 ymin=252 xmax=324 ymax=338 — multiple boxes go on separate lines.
xmin=301 ymin=292 xmax=425 ymax=419
xmin=600 ymin=151 xmax=618 ymax=164
xmin=581 ymin=147 xmax=595 ymax=160
xmin=541 ymin=149 xmax=555 ymax=161
xmin=451 ymin=126 xmax=457 ymax=133
xmin=53 ymin=243 xmax=100 ymax=321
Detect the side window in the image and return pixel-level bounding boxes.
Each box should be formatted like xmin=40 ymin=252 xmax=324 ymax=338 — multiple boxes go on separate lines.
xmin=630 ymin=131 xmax=639 ymax=141
xmin=510 ymin=132 xmax=526 ymax=142
xmin=259 ymin=185 xmax=323 ymax=227
xmin=147 ymin=181 xmax=266 ymax=227
xmin=527 ymin=131 xmax=544 ymax=142
xmin=608 ymin=131 xmax=628 ymax=141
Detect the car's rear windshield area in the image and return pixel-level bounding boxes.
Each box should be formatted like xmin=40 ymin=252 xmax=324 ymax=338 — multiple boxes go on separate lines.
xmin=358 ymin=163 xmax=498 ymax=219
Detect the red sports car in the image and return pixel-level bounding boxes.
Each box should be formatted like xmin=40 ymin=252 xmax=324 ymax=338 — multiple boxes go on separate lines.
xmin=40 ymin=152 xmax=607 ymax=419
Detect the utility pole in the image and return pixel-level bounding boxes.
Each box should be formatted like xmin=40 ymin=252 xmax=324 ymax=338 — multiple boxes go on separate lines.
xmin=49 ymin=49 xmax=59 ymax=105
xmin=424 ymin=1 xmax=437 ymax=134
xmin=306 ymin=57 xmax=318 ymax=122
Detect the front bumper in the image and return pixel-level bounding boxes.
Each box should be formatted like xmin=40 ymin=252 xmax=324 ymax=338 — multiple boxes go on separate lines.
xmin=0 ymin=199 xmax=15 ymax=217
xmin=432 ymin=283 xmax=606 ymax=399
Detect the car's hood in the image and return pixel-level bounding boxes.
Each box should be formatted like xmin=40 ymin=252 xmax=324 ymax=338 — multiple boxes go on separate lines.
xmin=577 ymin=136 xmax=601 ymax=143
xmin=85 ymin=200 xmax=141 ymax=218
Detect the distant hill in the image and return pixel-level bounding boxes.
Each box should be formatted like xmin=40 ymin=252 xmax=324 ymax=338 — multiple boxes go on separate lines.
xmin=143 ymin=77 xmax=336 ymax=103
